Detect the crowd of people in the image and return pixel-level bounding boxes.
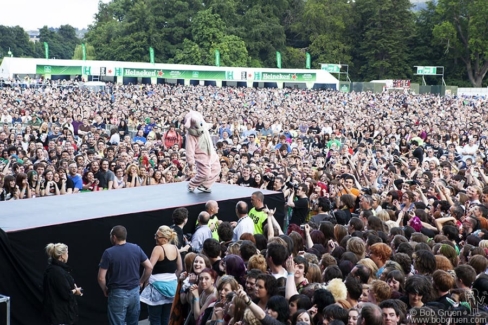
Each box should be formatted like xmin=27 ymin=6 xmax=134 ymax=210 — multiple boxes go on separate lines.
xmin=6 ymin=82 xmax=488 ymax=325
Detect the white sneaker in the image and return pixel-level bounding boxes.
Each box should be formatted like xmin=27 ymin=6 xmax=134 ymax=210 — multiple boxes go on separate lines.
xmin=188 ymin=185 xmax=195 ymax=193
xmin=197 ymin=185 xmax=211 ymax=193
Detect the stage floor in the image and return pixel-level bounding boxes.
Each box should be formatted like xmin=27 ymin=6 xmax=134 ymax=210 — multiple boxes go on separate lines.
xmin=1 ymin=182 xmax=279 ymax=233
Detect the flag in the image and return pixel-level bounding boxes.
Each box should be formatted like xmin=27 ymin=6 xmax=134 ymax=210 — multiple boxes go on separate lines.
xmin=215 ymin=49 xmax=220 ymax=67
xmin=276 ymin=51 xmax=281 ymax=69
xmin=149 ymin=47 xmax=155 ymax=64
xmin=44 ymin=42 xmax=49 ymax=59
xmin=82 ymin=43 xmax=86 ymax=61
xmin=306 ymin=52 xmax=311 ymax=69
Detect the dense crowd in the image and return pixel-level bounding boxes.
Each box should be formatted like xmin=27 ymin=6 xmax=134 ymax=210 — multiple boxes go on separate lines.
xmin=5 ymin=82 xmax=488 ymax=325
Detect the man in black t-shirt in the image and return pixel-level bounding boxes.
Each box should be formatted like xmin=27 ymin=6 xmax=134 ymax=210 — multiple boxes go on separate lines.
xmin=95 ymin=159 xmax=115 ymax=190
xmin=308 ymin=121 xmax=321 ymax=134
xmin=236 ymin=165 xmax=256 ymax=187
xmin=411 ymin=140 xmax=424 ymax=164
xmin=287 ymin=183 xmax=310 ymax=226
xmin=170 ymin=207 xmax=191 ymax=255
xmin=202 ymin=238 xmax=223 ymax=276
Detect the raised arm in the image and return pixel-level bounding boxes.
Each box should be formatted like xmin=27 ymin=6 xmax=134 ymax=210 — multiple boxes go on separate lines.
xmin=285 ymin=256 xmax=298 ymax=299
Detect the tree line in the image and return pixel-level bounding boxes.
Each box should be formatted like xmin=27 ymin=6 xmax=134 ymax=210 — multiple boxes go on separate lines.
xmin=2 ymin=0 xmax=487 ymax=86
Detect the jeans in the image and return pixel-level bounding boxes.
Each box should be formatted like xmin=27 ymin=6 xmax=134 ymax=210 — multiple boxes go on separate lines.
xmin=108 ymin=287 xmax=140 ymax=325
xmin=147 ymin=303 xmax=172 ymax=325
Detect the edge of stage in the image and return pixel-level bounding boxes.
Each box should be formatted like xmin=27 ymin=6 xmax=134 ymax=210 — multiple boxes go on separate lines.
xmin=0 ymin=182 xmax=285 ymax=325
xmin=1 ymin=182 xmax=281 ymax=233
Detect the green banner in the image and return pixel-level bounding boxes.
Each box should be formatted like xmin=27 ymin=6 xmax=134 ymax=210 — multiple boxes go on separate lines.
xmin=306 ymin=53 xmax=311 ymax=69
xmin=215 ymin=49 xmax=220 ymax=67
xmin=36 ymin=65 xmax=83 ymax=75
xmin=416 ymin=66 xmax=437 ymax=75
xmin=276 ymin=51 xmax=282 ymax=69
xmin=149 ymin=47 xmax=155 ymax=64
xmin=116 ymin=68 xmax=226 ymax=80
xmin=81 ymin=43 xmax=86 ymax=61
xmin=321 ymin=64 xmax=341 ymax=73
xmin=111 ymin=68 xmax=315 ymax=81
xmin=255 ymin=72 xmax=316 ymax=82
xmin=44 ymin=42 xmax=49 ymax=59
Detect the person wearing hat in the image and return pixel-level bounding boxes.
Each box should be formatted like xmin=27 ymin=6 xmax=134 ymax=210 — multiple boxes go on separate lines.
xmin=184 ymin=111 xmax=221 ymax=193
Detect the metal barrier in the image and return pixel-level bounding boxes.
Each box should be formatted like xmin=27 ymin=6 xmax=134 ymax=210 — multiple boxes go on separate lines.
xmin=0 ymin=294 xmax=10 ymax=325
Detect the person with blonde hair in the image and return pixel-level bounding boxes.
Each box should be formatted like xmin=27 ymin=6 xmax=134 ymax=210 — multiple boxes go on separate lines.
xmin=140 ymin=226 xmax=183 ymax=325
xmin=357 ymin=258 xmax=379 ymax=282
xmin=368 ymin=280 xmax=391 ymax=304
xmin=479 ymin=240 xmax=488 ymax=250
xmin=43 ymin=243 xmax=83 ymax=325
xmin=376 ymin=210 xmax=390 ymax=222
xmin=325 ymin=278 xmax=348 ymax=301
xmin=248 ymin=254 xmax=268 ymax=273
xmin=126 ymin=163 xmax=141 ymax=188
xmin=371 ymin=194 xmax=382 ymax=214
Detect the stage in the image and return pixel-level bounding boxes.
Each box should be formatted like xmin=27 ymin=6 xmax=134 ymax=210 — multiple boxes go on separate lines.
xmin=0 ymin=182 xmax=285 ymax=325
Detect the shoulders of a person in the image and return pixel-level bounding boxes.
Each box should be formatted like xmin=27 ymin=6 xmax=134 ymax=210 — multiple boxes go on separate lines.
xmin=350 ymin=188 xmax=360 ymax=195
xmin=107 ymin=242 xmax=140 ymax=253
xmin=195 ymin=225 xmax=208 ymax=233
xmin=296 ymin=197 xmax=309 ymax=204
xmin=240 ymin=215 xmax=255 ymax=226
xmin=69 ymin=173 xmax=81 ymax=180
xmin=272 ymin=268 xmax=288 ymax=279
xmin=249 ymin=207 xmax=265 ymax=215
xmin=45 ymin=262 xmax=68 ymax=276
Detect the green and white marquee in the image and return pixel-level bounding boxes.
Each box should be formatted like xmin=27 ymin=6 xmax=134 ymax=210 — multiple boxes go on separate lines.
xmin=0 ymin=57 xmax=339 ymax=89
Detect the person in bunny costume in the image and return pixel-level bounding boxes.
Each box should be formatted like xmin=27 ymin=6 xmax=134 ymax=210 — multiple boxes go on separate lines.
xmin=184 ymin=111 xmax=221 ymax=192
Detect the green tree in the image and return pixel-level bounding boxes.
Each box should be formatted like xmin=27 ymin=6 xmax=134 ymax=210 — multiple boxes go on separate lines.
xmin=350 ymin=0 xmax=415 ymax=80
xmin=112 ymin=0 xmax=154 ymax=62
xmin=297 ymin=0 xmax=352 ymax=67
xmin=174 ymin=10 xmax=250 ymax=66
xmin=173 ymin=39 xmax=203 ymax=65
xmin=433 ymin=0 xmax=488 ymax=87
xmin=190 ymin=10 xmax=226 ymax=63
xmin=282 ymin=0 xmax=307 ymax=48
xmin=72 ymin=44 xmax=96 ymax=60
xmin=0 ymin=25 xmax=37 ymax=58
xmin=239 ymin=5 xmax=286 ymax=66
xmin=39 ymin=25 xmax=79 ymax=59
xmin=215 ymin=35 xmax=249 ymax=67
xmin=282 ymin=47 xmax=306 ymax=69
xmin=147 ymin=0 xmax=203 ymax=62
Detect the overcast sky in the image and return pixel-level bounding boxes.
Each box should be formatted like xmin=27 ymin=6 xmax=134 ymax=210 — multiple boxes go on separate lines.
xmin=1 ymin=0 xmax=111 ymax=31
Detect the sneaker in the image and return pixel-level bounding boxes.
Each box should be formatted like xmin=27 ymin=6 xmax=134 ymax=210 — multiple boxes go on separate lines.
xmin=188 ymin=185 xmax=195 ymax=193
xmin=197 ymin=185 xmax=211 ymax=193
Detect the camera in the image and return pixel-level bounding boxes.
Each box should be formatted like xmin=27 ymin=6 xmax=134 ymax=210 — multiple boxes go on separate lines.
xmin=286 ymin=181 xmax=299 ymax=190
xmin=362 ymin=188 xmax=372 ymax=195
xmin=300 ymin=224 xmax=306 ymax=230
xmin=263 ymin=174 xmax=274 ymax=182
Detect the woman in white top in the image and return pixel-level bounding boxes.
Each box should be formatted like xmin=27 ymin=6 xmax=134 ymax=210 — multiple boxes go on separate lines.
xmin=109 ymin=128 xmax=120 ymax=145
